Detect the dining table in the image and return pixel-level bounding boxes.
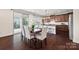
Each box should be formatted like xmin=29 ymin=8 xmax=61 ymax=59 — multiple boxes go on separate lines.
xmin=31 ymin=28 xmax=42 ymax=36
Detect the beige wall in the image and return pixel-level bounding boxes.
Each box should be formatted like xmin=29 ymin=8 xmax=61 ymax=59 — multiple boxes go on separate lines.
xmin=73 ymin=10 xmax=79 ymax=43
xmin=0 ymin=9 xmax=13 ymax=37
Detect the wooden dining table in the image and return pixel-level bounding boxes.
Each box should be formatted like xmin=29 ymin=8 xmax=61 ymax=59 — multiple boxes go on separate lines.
xmin=31 ymin=28 xmax=42 ymax=35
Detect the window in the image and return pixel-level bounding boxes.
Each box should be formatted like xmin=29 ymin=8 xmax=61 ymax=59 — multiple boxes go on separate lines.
xmin=22 ymin=16 xmax=28 ymax=26
xmin=14 ymin=17 xmax=20 ymax=29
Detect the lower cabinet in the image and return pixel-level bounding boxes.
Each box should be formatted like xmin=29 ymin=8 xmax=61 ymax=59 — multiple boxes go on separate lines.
xmin=56 ymin=25 xmax=69 ymax=37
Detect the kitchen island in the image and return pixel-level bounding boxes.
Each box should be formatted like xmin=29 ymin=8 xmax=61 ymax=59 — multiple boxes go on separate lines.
xmin=43 ymin=24 xmax=56 ymax=34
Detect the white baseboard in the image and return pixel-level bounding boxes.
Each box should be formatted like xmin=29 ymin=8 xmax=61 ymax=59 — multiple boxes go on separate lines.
xmin=0 ymin=33 xmax=13 ymax=38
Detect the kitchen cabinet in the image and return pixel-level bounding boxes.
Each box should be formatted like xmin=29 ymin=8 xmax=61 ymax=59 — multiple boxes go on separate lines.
xmin=56 ymin=25 xmax=69 ymax=31
xmin=54 ymin=14 xmax=69 ymax=22
xmin=43 ymin=13 xmax=70 ymax=23
xmin=56 ymin=25 xmax=69 ymax=37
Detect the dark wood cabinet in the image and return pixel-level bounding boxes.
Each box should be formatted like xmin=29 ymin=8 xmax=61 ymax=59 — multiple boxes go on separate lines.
xmin=42 ymin=13 xmax=69 ymax=23
xmin=56 ymin=25 xmax=69 ymax=31
xmin=56 ymin=25 xmax=69 ymax=37
xmin=50 ymin=14 xmax=69 ymax=22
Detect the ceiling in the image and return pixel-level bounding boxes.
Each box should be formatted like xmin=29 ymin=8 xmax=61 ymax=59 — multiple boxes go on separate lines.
xmin=24 ymin=9 xmax=73 ymax=16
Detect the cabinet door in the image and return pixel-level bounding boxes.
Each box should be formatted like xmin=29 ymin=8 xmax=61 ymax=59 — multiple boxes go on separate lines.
xmin=55 ymin=14 xmax=69 ymax=22
xmin=64 ymin=14 xmax=69 ymax=22
xmin=57 ymin=15 xmax=60 ymax=22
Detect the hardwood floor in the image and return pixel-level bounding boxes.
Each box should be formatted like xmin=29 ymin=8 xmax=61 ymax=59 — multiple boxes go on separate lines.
xmin=0 ymin=33 xmax=79 ymax=50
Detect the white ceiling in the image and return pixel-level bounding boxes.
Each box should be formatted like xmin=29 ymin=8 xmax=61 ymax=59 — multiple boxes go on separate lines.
xmin=24 ymin=9 xmax=73 ymax=16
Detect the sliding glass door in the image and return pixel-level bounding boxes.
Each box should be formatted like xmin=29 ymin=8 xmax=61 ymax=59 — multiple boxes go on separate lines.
xmin=13 ymin=12 xmax=29 ymax=34
xmin=14 ymin=16 xmax=20 ymax=29
xmin=13 ymin=12 xmax=22 ymax=34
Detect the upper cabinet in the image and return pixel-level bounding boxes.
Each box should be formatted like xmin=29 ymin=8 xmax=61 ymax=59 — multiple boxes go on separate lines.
xmin=42 ymin=16 xmax=50 ymax=23
xmin=43 ymin=13 xmax=70 ymax=23
xmin=51 ymin=14 xmax=69 ymax=22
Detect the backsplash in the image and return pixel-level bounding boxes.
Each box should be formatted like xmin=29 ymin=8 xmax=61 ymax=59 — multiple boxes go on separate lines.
xmin=44 ymin=21 xmax=68 ymax=25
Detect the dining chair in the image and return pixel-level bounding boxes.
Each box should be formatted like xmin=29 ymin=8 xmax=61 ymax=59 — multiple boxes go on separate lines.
xmin=35 ymin=27 xmax=47 ymax=48
xmin=21 ymin=25 xmax=34 ymax=47
xmin=21 ymin=25 xmax=25 ymax=40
